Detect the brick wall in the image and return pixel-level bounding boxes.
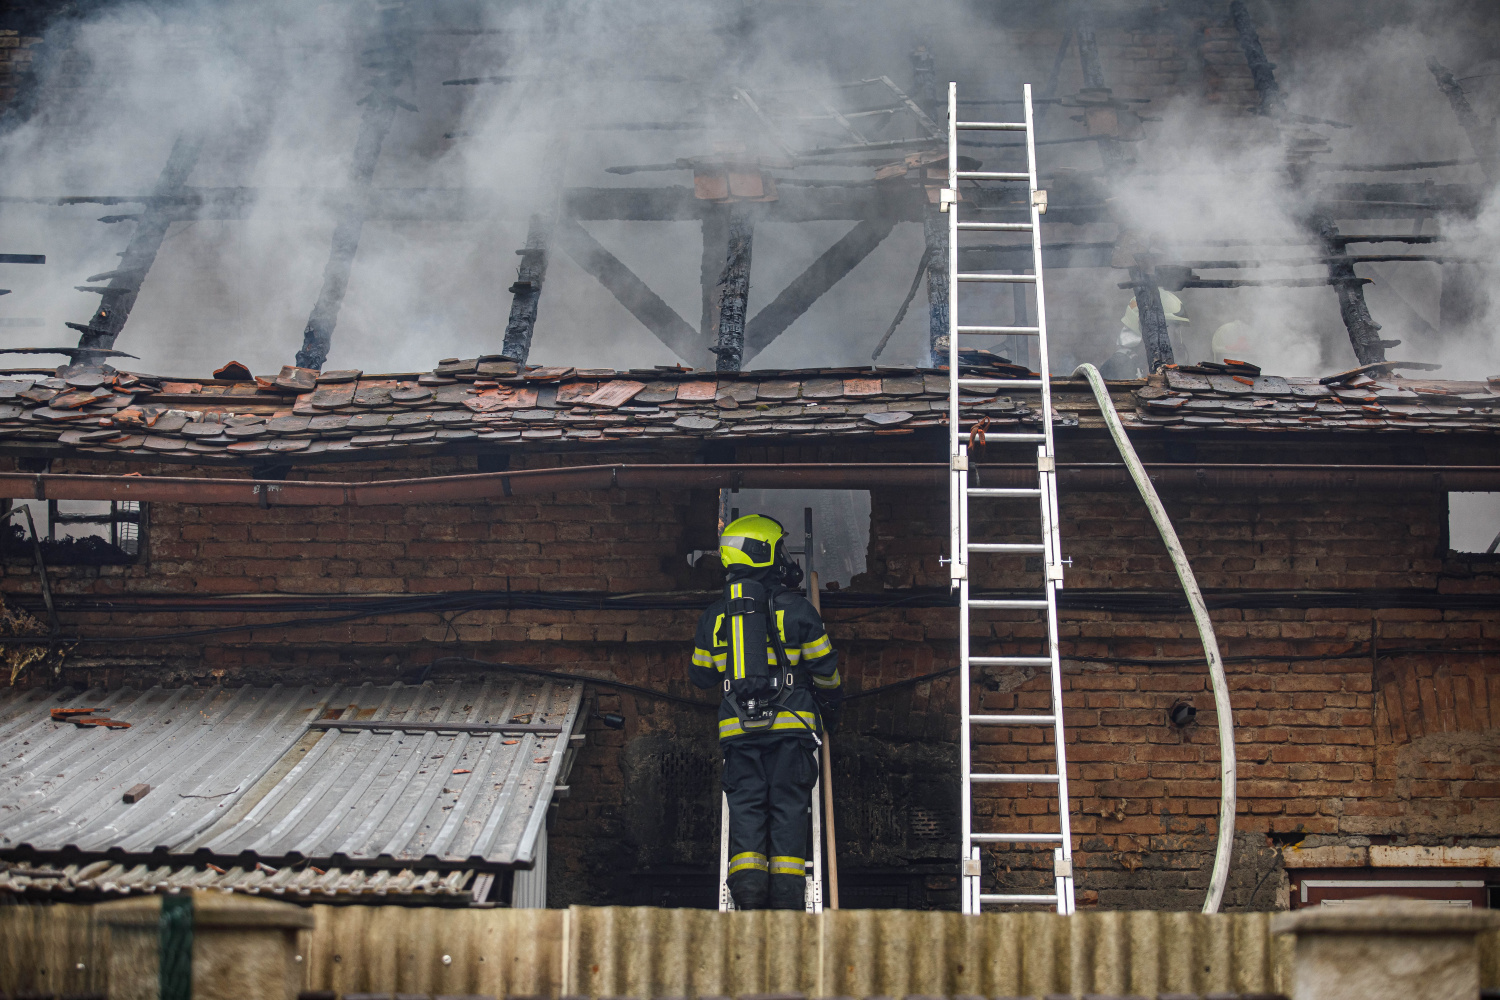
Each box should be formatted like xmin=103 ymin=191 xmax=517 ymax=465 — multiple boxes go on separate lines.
xmin=2 ymin=451 xmax=1497 ymax=909
xmin=863 ymin=487 xmax=1450 ymax=592
xmin=0 ymin=30 xmax=42 ymax=113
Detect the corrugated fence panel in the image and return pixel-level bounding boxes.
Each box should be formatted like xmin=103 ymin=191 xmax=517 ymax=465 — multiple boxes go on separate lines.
xmin=0 ymin=903 xmax=107 ymax=996
xmin=562 ymin=908 xmax=1288 ymax=998
xmin=304 ymin=904 xmax=564 ymax=997
xmin=0 ymin=903 xmax=1490 ymax=997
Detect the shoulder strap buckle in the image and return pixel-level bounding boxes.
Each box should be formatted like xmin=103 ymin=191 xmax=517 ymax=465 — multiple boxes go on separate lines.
xmin=725 ymin=596 xmax=758 ymax=617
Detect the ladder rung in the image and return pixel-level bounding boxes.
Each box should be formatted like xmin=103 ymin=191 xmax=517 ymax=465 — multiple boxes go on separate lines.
xmin=957 ymin=273 xmax=1037 ymax=283
xmin=970 ymin=773 xmax=1059 ymax=783
xmin=957 ymin=222 xmax=1033 ymax=231
xmin=971 ymin=832 xmax=1064 ymax=843
xmin=970 ymin=599 xmax=1048 ymax=609
xmin=957 ymin=325 xmax=1040 ymax=335
xmin=968 ymin=543 xmax=1044 ymax=553
xmin=957 ymin=121 xmax=1027 ymax=131
xmin=979 ymin=893 xmax=1059 ymax=904
xmin=969 ymin=657 xmax=1053 ymax=668
xmin=956 ymin=171 xmax=1030 ymax=181
xmin=968 ymin=488 xmax=1042 ymax=498
xmin=957 ymin=378 xmax=1043 ymax=388
xmin=964 ymin=433 xmax=1047 ymax=442
xmin=969 ymin=712 xmax=1056 ymax=724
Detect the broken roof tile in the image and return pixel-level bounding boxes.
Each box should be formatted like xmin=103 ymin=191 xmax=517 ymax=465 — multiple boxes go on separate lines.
xmin=757 ymin=380 xmax=801 ymax=401
xmin=310 ymin=384 xmax=356 ymax=409
xmin=673 ymin=415 xmax=721 ymax=431
xmin=391 ymin=385 xmax=433 ymax=404
xmin=556 ymin=382 xmax=599 ymax=405
xmin=882 ymin=378 xmax=925 ymax=397
xmin=844 ymin=377 xmax=883 ymax=397
xmin=676 ymin=381 xmax=717 ymax=401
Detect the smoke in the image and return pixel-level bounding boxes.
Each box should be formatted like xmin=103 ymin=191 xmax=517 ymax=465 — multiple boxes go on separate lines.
xmin=0 ymin=0 xmax=1496 ymax=379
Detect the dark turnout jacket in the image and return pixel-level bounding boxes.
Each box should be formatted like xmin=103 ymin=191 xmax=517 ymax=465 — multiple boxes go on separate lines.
xmin=690 ymin=582 xmax=841 ymax=742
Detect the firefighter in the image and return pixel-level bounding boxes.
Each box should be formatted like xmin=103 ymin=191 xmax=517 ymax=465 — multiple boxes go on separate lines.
xmin=689 ymin=514 xmax=841 ymax=910
xmin=1101 ymin=287 xmax=1190 ymax=378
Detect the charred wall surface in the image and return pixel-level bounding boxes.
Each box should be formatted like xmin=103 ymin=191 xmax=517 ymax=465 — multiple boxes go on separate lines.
xmin=0 ymin=442 xmax=1494 ymax=910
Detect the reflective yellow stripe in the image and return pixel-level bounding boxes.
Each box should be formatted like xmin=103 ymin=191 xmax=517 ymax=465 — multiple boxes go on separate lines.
xmin=730 ymin=583 xmax=746 ymax=680
xmin=769 ymin=710 xmax=817 ymax=732
xmin=692 ymin=647 xmax=714 ymax=668
xmin=717 ymin=709 xmax=817 ymax=740
xmin=729 ymin=851 xmax=768 ymax=874
xmin=801 ymin=633 xmax=832 ymax=659
xmin=769 ymin=856 xmax=806 ymax=875
xmin=712 ymin=653 xmax=727 ymax=669
xmin=812 ymin=669 xmax=841 ymax=689
xmin=776 ymin=609 xmax=786 ymax=642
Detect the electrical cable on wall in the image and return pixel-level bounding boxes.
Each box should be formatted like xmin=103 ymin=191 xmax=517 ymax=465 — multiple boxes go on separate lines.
xmin=1073 ymin=362 xmax=1238 ymax=915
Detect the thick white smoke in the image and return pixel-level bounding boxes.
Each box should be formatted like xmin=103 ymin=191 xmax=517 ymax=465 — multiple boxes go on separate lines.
xmin=0 ymin=0 xmax=1495 ymax=379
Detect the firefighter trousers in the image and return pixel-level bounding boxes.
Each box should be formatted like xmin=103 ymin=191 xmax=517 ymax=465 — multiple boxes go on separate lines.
xmin=722 ymin=736 xmax=819 ymax=910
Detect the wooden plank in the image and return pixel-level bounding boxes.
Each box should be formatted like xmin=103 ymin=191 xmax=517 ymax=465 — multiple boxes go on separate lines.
xmin=581 ymin=381 xmax=646 ymax=409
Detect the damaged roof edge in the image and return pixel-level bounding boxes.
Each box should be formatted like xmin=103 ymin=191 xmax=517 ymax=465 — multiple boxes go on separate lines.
xmin=4 ymin=356 xmax=1495 ymax=464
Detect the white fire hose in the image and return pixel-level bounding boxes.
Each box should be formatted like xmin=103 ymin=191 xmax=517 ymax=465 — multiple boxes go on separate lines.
xmin=1072 ymin=363 xmax=1238 ymax=913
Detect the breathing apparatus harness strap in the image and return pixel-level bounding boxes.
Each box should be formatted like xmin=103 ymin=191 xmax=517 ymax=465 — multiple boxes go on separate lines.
xmin=721 ymin=578 xmax=821 ymax=747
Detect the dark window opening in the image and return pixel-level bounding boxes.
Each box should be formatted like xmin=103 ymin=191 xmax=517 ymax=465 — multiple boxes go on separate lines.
xmin=3 ymin=499 xmax=145 ymax=565
xmin=720 ymin=488 xmax=871 ymax=589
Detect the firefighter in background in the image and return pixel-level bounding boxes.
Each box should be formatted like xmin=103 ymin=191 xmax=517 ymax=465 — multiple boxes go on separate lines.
xmin=1100 ymin=287 xmax=1190 ymax=379
xmin=690 ymin=514 xmax=841 ymax=910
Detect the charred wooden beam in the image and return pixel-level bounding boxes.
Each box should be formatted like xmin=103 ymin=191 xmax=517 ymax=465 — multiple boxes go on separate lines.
xmin=500 ymin=214 xmax=549 ymax=364
xmin=743 ymin=216 xmax=896 ymax=360
xmin=500 ymin=132 xmax=572 ymax=366
xmin=0 ymin=255 xmax=45 ymax=265
xmin=1230 ymin=1 xmax=1391 ymax=367
xmin=700 ymin=206 xmax=729 ymax=340
xmin=1229 ymin=0 xmax=1285 ymax=117
xmin=910 ymin=44 xmax=937 ymax=119
xmin=1426 ymin=58 xmax=1496 ymax=183
xmin=71 ymin=134 xmax=201 ymax=365
xmin=1425 ymin=59 xmax=1495 ymax=338
xmin=713 ymin=209 xmax=755 ymax=372
xmin=1075 ymin=9 xmax=1129 ymax=173
xmin=923 ymin=209 xmax=948 ymax=365
xmin=552 ymin=218 xmax=703 ymax=365
xmin=295 ymin=4 xmax=413 ymax=371
xmin=1130 ymin=266 xmax=1175 ymax=372
xmin=1078 ymin=6 xmax=1170 ymax=369
xmin=1315 ymin=214 xmax=1393 ymax=366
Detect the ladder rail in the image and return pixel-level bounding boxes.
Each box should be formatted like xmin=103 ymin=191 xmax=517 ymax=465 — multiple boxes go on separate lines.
xmin=948 ymin=80 xmax=1073 ymax=916
xmin=717 ymin=779 xmax=825 ymax=912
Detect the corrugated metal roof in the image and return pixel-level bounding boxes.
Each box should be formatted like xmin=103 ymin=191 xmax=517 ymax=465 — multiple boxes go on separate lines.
xmin=0 ymin=678 xmax=583 ymax=866
xmin=0 ymin=859 xmax=474 ymax=899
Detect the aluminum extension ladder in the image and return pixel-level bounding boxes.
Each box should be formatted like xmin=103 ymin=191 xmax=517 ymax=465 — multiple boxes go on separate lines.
xmin=717 ymin=782 xmax=823 ymax=912
xmin=943 ymin=81 xmax=1076 ymax=915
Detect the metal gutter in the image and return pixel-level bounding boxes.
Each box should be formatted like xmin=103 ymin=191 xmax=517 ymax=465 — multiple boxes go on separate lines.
xmin=3 ymin=463 xmax=1500 ymax=506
